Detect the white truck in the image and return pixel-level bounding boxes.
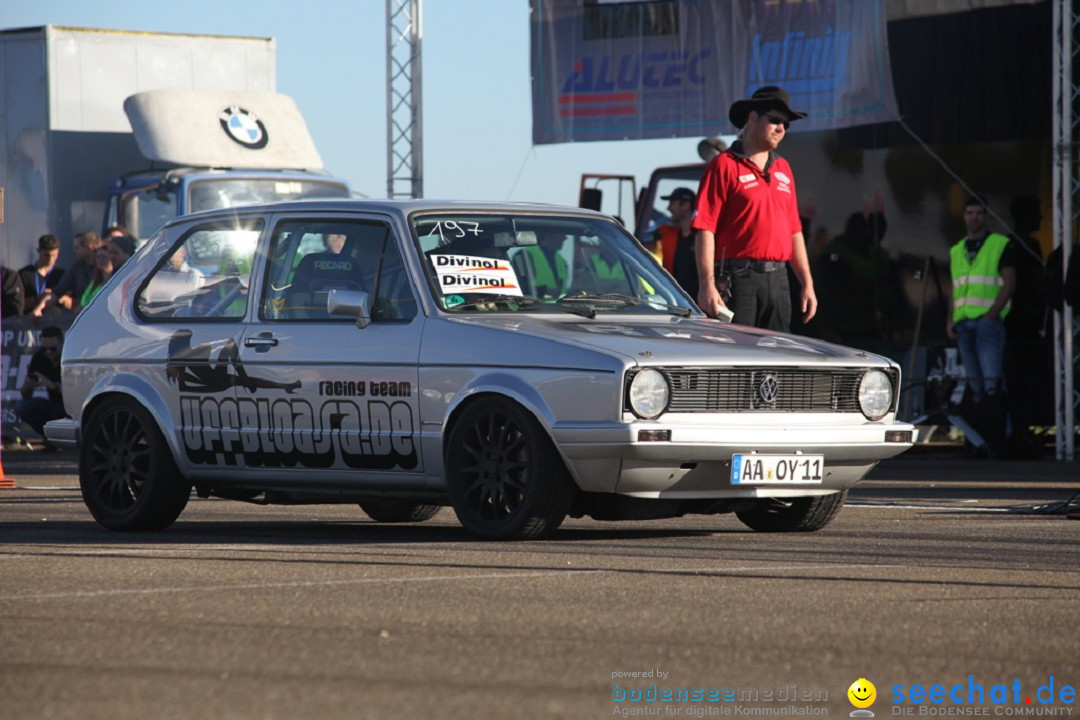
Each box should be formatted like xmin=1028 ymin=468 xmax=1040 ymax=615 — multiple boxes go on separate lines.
xmin=0 ymin=25 xmax=350 ymax=270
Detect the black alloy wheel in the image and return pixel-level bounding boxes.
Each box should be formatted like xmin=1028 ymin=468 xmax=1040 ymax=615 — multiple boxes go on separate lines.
xmin=359 ymin=501 xmax=441 ymax=523
xmin=79 ymin=397 xmax=191 ymax=531
xmin=445 ymin=398 xmax=574 ymax=540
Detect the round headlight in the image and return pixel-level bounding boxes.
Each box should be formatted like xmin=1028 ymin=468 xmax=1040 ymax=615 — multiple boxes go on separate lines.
xmin=628 ymin=368 xmax=670 ymax=419
xmin=858 ymin=369 xmax=893 ymax=420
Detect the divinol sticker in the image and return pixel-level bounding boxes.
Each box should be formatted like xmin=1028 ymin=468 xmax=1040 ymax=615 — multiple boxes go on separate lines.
xmin=432 ymin=255 xmax=522 ymax=296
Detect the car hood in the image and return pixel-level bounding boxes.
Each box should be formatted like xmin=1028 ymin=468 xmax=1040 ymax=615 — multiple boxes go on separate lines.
xmin=443 ymin=314 xmax=892 ymax=368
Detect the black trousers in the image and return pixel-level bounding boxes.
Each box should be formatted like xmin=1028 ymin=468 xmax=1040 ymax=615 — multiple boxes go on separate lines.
xmin=725 ymin=264 xmax=791 ymax=332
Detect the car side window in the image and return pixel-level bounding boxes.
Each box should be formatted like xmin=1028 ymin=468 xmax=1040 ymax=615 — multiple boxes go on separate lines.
xmin=261 ymin=219 xmax=416 ymax=322
xmin=137 ymin=220 xmax=262 ymax=320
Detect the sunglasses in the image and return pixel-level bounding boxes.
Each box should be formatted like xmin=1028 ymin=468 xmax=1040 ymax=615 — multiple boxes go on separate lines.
xmin=762 ymin=114 xmax=790 ymax=130
xmin=42 ymin=346 xmax=60 ymax=354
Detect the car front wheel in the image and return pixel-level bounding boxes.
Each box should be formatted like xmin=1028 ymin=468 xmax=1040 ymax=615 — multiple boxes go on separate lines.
xmin=79 ymin=397 xmax=191 ymax=531
xmin=445 ymin=398 xmax=575 ymax=540
xmin=735 ymin=491 xmax=846 ymax=532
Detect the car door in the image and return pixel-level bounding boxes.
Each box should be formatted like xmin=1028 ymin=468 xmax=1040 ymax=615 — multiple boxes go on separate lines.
xmin=234 ymin=213 xmax=424 ymax=478
xmin=135 ymin=216 xmax=264 ymax=471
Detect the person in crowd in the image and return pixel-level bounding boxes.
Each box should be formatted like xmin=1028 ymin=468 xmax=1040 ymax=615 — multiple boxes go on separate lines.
xmin=106 ymin=232 xmax=137 ymax=270
xmin=15 ymin=325 xmax=68 ymax=449
xmin=693 ymin=86 xmax=816 ymax=330
xmin=816 ymin=211 xmax=897 ymax=342
xmin=75 ymin=246 xmax=115 ymax=312
xmin=2 ymin=265 xmax=26 ymax=318
xmin=1002 ymin=196 xmax=1051 ymax=455
xmin=512 ymin=230 xmax=570 ymax=299
xmin=54 ymin=231 xmax=104 ymax=311
xmin=19 ymin=234 xmax=65 ymax=316
xmin=947 ymin=196 xmax=1016 ymax=453
xmin=651 ymin=187 xmax=699 ymax=300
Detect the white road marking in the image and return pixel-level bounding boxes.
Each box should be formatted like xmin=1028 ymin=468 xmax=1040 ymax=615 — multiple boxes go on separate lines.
xmin=0 ymin=569 xmax=606 ymax=602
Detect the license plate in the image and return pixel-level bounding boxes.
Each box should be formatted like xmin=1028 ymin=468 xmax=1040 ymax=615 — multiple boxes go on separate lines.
xmin=731 ymin=454 xmax=824 ymax=484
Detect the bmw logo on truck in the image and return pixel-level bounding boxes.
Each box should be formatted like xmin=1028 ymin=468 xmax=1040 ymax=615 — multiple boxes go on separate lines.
xmin=219 ymin=105 xmax=269 ymax=149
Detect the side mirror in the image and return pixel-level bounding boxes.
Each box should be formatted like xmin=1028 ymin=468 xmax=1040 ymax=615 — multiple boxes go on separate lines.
xmin=580 ymin=187 xmax=603 ymax=211
xmin=327 ymin=289 xmax=372 ymax=328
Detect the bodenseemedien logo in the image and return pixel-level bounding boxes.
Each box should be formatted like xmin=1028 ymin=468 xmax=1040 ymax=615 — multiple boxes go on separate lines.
xmin=849 ymin=678 xmax=877 ymax=717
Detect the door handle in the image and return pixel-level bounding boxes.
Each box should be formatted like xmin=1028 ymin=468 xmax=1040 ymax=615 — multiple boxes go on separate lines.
xmin=244 ymin=336 xmax=279 ymax=349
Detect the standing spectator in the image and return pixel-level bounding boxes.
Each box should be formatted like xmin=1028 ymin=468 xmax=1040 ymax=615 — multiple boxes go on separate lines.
xmin=693 ymin=86 xmax=817 ymax=331
xmin=53 ymin=231 xmax=104 ymax=311
xmin=106 ymin=232 xmax=137 ymax=271
xmin=1003 ymin=196 xmax=1051 ymax=454
xmin=75 ymin=246 xmax=115 ymax=312
xmin=2 ymin=265 xmax=25 ymax=318
xmin=947 ymin=196 xmax=1016 ymax=452
xmin=651 ymin=187 xmax=699 ymax=300
xmin=15 ymin=326 xmax=68 ymax=448
xmin=19 ymin=234 xmax=65 ymax=316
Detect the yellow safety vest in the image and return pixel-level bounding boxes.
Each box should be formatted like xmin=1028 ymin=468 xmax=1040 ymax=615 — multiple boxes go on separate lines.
xmin=514 ymin=247 xmax=569 ymax=297
xmin=950 ymin=233 xmax=1012 ymax=323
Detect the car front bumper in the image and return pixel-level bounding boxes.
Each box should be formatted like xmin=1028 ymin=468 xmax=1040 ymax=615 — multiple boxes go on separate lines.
xmin=43 ymin=418 xmax=80 ymax=453
xmin=552 ymin=415 xmax=914 ymax=497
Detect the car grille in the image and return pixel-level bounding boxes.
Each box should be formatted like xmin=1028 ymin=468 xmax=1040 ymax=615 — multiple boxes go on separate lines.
xmin=648 ymin=367 xmax=896 ymax=413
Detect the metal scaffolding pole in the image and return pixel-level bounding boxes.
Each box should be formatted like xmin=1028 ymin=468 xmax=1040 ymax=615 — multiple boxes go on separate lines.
xmin=1052 ymin=0 xmax=1076 ymax=461
xmin=386 ymin=0 xmax=423 ymax=199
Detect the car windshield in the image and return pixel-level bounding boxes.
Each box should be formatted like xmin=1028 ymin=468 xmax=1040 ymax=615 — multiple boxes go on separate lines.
xmin=411 ymin=213 xmax=696 ymax=316
xmin=188 ymin=178 xmax=350 ymax=214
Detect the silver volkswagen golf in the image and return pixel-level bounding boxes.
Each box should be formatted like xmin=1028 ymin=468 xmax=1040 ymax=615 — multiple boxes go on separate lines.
xmin=47 ymin=199 xmax=913 ymax=540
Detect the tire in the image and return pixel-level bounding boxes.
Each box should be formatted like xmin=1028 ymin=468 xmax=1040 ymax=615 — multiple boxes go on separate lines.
xmin=79 ymin=397 xmax=191 ymax=531
xmin=445 ymin=398 xmax=575 ymax=540
xmin=735 ymin=491 xmax=847 ymax=532
xmin=359 ymin=501 xmax=441 ymax=523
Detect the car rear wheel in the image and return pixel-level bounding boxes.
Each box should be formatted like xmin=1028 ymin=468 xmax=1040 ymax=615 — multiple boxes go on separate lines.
xmin=735 ymin=491 xmax=846 ymax=532
xmin=445 ymin=398 xmax=575 ymax=540
xmin=359 ymin=501 xmax=441 ymax=523
xmin=79 ymin=397 xmax=191 ymax=531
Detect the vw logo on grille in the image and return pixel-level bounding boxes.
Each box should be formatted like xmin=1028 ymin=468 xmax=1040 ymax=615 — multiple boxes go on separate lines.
xmin=757 ymin=374 xmax=780 ymax=405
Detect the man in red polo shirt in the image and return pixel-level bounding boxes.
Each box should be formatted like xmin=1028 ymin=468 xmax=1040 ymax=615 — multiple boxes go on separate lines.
xmin=693 ymin=86 xmax=817 ymax=332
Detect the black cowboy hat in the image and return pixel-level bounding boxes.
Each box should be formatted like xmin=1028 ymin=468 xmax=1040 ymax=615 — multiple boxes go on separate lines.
xmin=728 ymin=86 xmax=807 ymax=129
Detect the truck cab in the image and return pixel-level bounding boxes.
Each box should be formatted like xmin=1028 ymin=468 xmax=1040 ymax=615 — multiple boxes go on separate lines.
xmin=106 ymin=90 xmax=352 ymax=240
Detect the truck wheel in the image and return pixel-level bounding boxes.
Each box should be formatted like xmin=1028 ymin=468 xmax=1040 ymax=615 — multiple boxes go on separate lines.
xmin=80 ymin=397 xmax=191 ymax=531
xmin=359 ymin=501 xmax=441 ymax=523
xmin=735 ymin=491 xmax=846 ymax=532
xmin=445 ymin=398 xmax=574 ymax=540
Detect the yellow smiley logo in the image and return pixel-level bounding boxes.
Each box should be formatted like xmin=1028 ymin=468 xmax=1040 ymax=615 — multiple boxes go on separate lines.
xmin=848 ymin=678 xmax=877 ymax=709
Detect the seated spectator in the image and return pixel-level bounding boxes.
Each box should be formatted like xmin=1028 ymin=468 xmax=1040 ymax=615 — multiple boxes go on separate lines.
xmin=20 ymin=234 xmax=65 ymax=316
xmin=15 ymin=326 xmax=68 ymax=449
xmin=54 ymin=231 xmax=104 ymax=311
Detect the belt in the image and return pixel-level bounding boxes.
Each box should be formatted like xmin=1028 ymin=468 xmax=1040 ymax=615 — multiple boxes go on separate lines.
xmin=718 ymin=259 xmax=786 ymax=273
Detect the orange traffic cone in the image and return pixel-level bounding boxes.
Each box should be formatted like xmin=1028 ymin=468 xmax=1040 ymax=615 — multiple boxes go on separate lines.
xmin=0 ymin=453 xmax=14 ymax=490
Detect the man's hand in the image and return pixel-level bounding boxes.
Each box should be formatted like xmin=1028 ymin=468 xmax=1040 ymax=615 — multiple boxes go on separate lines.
xmin=28 ymin=290 xmax=53 ymax=317
xmin=799 ymin=285 xmax=818 ymax=323
xmin=946 ymin=319 xmax=957 ymax=341
xmin=697 ymin=284 xmax=727 ymax=319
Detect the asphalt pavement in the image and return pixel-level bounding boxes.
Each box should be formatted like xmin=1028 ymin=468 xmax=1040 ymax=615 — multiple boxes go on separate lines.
xmin=1 ymin=446 xmax=1077 ymax=720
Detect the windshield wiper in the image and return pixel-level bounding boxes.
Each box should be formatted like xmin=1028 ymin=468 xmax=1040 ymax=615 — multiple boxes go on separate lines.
xmin=558 ymin=293 xmax=692 ymax=317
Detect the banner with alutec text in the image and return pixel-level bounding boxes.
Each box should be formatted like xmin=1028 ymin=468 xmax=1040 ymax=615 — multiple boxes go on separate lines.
xmin=531 ymin=0 xmax=899 ymax=144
